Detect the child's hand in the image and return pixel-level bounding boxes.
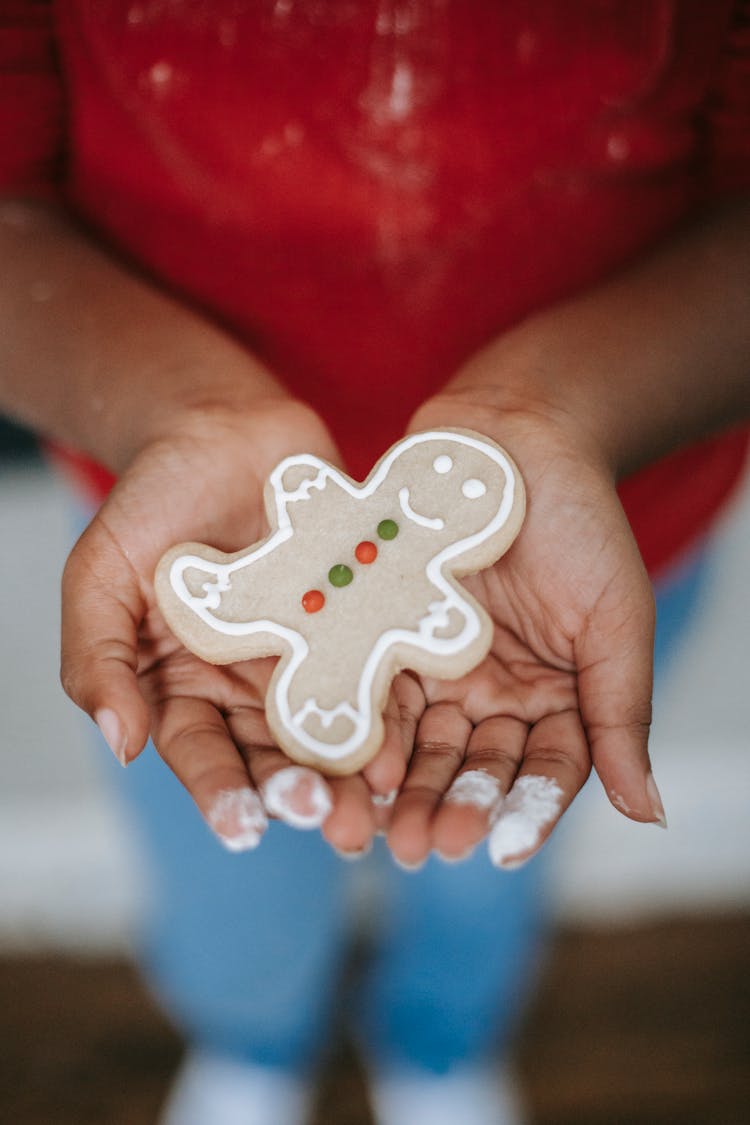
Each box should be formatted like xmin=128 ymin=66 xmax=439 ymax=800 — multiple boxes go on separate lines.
xmin=384 ymin=395 xmax=665 ymax=870
xmin=60 ymin=397 xmax=407 ymax=855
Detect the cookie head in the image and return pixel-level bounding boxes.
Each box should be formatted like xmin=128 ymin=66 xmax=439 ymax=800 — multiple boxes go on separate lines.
xmin=383 ymin=431 xmax=519 ymax=557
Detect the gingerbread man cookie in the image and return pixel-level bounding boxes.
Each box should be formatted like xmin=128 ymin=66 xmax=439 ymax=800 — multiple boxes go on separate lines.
xmin=155 ymin=429 xmax=525 ymax=774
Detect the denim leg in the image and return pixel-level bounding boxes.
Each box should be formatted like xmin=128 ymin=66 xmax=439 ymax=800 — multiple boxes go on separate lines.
xmin=110 ymin=741 xmax=352 ymax=1072
xmin=356 ymin=847 xmax=545 ymax=1073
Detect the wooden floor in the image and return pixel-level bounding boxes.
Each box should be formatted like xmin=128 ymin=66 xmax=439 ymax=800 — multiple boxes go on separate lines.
xmin=1 ymin=914 xmax=748 ymax=1125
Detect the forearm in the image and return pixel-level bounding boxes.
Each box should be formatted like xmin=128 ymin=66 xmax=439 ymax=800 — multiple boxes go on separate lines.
xmin=0 ymin=200 xmax=285 ymax=473
xmin=434 ymin=199 xmax=750 ymax=478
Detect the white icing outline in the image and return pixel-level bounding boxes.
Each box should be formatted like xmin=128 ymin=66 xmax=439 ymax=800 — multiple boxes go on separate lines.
xmin=168 ymin=431 xmax=518 ymax=763
xmin=398 ymin=486 xmax=445 ymax=530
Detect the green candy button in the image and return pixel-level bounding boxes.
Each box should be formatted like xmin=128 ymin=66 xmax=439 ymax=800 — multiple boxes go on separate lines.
xmin=328 ymin=563 xmax=353 ymax=587
xmin=377 ymin=518 xmax=399 ymax=540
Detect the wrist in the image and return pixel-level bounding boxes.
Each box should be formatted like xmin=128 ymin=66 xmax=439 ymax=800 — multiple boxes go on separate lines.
xmin=409 ymin=339 xmax=615 ymax=492
xmin=438 ymin=317 xmax=624 ymax=473
xmin=91 ymin=335 xmax=291 ymax=475
xmin=97 ymin=394 xmax=338 ymax=573
xmin=123 ymin=393 xmax=338 ymax=491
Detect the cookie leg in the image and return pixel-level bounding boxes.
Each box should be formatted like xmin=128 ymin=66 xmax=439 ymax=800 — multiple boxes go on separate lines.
xmin=269 ymin=645 xmax=381 ymax=773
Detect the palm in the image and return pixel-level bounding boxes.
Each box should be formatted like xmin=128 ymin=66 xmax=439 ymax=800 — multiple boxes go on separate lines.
xmin=62 ymin=402 xmax=407 ymax=854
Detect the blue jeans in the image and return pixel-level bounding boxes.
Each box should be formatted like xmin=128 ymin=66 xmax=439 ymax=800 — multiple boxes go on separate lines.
xmin=100 ymin=544 xmax=711 ymax=1075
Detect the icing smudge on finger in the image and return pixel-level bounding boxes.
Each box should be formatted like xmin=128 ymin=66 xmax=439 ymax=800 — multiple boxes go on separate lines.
xmin=207 ymin=788 xmax=268 ymax=852
xmin=488 ymin=775 xmax=563 ymax=869
xmin=261 ymin=766 xmax=333 ymax=829
xmin=445 ymin=768 xmax=503 ymax=811
xmin=372 ymin=787 xmax=398 ymax=807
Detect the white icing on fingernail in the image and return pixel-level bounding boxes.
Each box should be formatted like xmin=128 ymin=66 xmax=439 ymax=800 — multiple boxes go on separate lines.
xmin=372 ymin=788 xmax=398 ymax=807
xmin=207 ymin=788 xmax=268 ymax=852
xmin=445 ymin=768 xmax=502 ymax=810
xmin=261 ymin=766 xmax=333 ymax=829
xmin=488 ymin=775 xmax=562 ymax=868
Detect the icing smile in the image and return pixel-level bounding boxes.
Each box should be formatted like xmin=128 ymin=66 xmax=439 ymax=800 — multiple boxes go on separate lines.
xmin=398 ymin=487 xmax=445 ymax=530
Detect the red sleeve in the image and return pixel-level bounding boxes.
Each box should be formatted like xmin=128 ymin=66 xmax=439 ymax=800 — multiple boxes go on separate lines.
xmin=0 ymin=1 xmax=64 ymax=199
xmin=701 ymin=0 xmax=750 ymax=197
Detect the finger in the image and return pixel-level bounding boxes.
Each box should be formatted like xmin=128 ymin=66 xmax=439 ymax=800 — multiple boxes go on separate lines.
xmin=61 ymin=522 xmax=150 ymax=766
xmin=154 ymin=696 xmax=267 ymax=852
xmin=226 ymin=707 xmax=334 ymax=831
xmin=371 ymin=786 xmax=398 ymax=834
xmin=321 ymin=774 xmax=378 ymax=858
xmin=576 ymin=575 xmax=665 ymax=825
xmin=487 ymin=709 xmax=589 ymax=869
xmin=432 ymin=715 xmax=528 ymax=862
xmin=386 ymin=702 xmax=472 ymax=869
xmin=229 ymin=707 xmax=375 ymax=856
xmin=363 ymin=672 xmax=425 ymax=797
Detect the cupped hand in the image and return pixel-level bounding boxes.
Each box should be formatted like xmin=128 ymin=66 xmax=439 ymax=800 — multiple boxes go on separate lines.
xmin=385 ymin=395 xmax=666 ymax=870
xmin=60 ymin=397 xmax=408 ymax=855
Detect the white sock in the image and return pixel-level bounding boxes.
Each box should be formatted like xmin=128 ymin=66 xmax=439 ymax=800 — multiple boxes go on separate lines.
xmin=370 ymin=1064 xmax=526 ymax=1125
xmin=158 ymin=1050 xmax=311 ymax=1125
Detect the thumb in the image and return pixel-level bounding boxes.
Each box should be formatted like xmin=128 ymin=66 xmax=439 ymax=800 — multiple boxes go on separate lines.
xmin=577 ymin=566 xmax=667 ymax=827
xmin=60 ymin=518 xmax=151 ymax=765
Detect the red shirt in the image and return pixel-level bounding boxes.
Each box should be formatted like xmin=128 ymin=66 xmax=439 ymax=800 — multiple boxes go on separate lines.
xmin=2 ymin=1 xmax=748 ymax=575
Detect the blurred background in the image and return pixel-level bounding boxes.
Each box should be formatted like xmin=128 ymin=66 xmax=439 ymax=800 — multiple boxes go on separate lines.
xmin=1 ymin=415 xmax=748 ymax=1125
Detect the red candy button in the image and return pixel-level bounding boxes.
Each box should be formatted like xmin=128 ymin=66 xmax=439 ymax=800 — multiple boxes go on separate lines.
xmin=301 ymin=589 xmax=325 ymax=613
xmin=355 ymin=540 xmax=377 ymax=564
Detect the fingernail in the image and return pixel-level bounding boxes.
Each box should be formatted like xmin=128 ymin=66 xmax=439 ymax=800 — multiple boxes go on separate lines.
xmin=207 ymin=788 xmax=268 ymax=852
xmin=445 ymin=768 xmax=502 ymax=810
xmin=262 ymin=767 xmax=333 ymax=829
xmin=333 ymin=841 xmax=373 ymax=861
xmin=392 ymin=854 xmax=426 ymax=872
xmin=435 ymin=846 xmax=475 ymax=864
xmin=95 ymin=708 xmax=128 ymax=767
xmin=645 ymin=772 xmax=668 ymax=829
xmin=488 ymin=775 xmax=562 ymax=869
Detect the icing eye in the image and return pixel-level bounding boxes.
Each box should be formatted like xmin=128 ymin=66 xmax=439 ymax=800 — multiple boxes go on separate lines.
xmin=433 ymin=455 xmax=453 ymax=474
xmin=462 ymin=478 xmax=486 ymax=499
